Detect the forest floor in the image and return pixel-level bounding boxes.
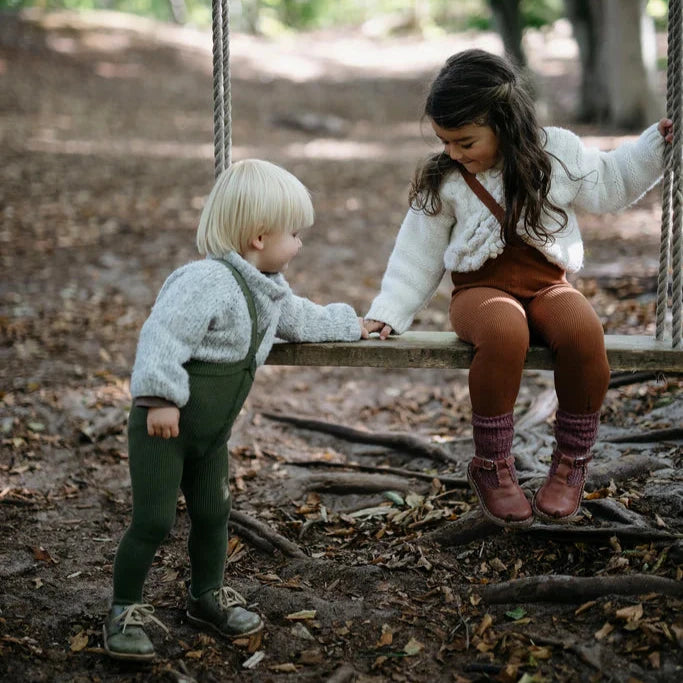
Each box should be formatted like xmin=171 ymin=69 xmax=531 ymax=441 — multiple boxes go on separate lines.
xmin=0 ymin=9 xmax=681 ymax=683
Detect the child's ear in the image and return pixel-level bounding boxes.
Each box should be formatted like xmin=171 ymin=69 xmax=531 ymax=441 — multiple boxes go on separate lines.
xmin=250 ymin=234 xmax=265 ymax=251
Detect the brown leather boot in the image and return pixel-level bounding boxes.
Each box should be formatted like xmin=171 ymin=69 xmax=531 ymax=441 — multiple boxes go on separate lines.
xmin=467 ymin=455 xmax=533 ymax=528
xmin=532 ymin=451 xmax=592 ymax=523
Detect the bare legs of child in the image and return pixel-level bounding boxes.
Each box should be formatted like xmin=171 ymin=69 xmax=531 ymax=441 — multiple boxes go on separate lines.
xmin=450 ymin=284 xmax=610 ymax=526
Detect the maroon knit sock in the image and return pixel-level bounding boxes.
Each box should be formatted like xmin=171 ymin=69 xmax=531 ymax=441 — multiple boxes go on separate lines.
xmin=553 ymin=410 xmax=599 ymax=484
xmin=472 ymin=413 xmax=515 ymax=487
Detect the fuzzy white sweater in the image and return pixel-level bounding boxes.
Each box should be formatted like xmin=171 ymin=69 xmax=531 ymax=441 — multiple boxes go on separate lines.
xmin=366 ymin=124 xmax=665 ymax=334
xmin=130 ymin=251 xmax=362 ymax=407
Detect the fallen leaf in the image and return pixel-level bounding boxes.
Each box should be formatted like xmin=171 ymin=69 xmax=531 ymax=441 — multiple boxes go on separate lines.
xmin=594 ymin=622 xmax=614 ymax=641
xmin=32 ymin=546 xmax=58 ymax=564
xmin=285 ymin=610 xmax=316 ymax=621
xmin=372 ymin=655 xmax=387 ymax=669
xmin=242 ymin=650 xmax=265 ymax=669
xmin=383 ymin=491 xmax=404 ymax=506
xmin=69 ymin=631 xmax=89 ymax=652
xmin=490 ymin=557 xmax=507 ymax=572
xmin=376 ymin=623 xmax=393 ymax=647
xmin=615 ymin=604 xmax=643 ymax=623
xmin=505 ymin=607 xmax=526 ymax=621
xmin=299 ymin=649 xmax=323 ymax=665
xmin=403 ymin=637 xmax=424 ymax=656
xmin=270 ymin=662 xmax=298 ymax=672
xmin=528 ymin=645 xmax=552 ymax=660
xmin=575 ymin=600 xmax=597 ymax=616
xmin=476 ymin=613 xmax=493 ymax=636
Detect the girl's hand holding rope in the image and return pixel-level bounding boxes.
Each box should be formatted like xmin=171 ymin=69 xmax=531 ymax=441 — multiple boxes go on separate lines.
xmin=658 ymin=118 xmax=674 ymax=143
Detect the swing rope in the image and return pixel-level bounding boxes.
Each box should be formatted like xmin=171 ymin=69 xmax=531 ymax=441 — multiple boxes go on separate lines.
xmin=210 ymin=0 xmax=682 ymax=349
xmin=211 ymin=0 xmax=231 ymax=178
xmin=656 ymin=0 xmax=683 ymax=348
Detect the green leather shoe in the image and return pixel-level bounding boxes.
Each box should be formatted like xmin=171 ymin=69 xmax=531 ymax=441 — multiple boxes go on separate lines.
xmin=187 ymin=587 xmax=263 ymax=637
xmin=103 ymin=603 xmax=167 ymax=661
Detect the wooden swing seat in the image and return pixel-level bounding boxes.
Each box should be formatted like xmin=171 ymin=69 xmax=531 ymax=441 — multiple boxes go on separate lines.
xmin=267 ymin=331 xmax=683 ymax=372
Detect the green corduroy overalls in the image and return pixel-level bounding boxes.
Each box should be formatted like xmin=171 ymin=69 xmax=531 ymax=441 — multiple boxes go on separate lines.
xmin=113 ymin=261 xmax=264 ymax=604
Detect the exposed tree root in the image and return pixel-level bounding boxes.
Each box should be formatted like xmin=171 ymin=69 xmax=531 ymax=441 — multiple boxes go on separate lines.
xmin=295 ymin=471 xmax=431 ymax=495
xmin=514 ymin=387 xmax=558 ymax=431
xmin=588 ymin=454 xmax=670 ymax=489
xmin=262 ymin=411 xmax=459 ymax=464
xmin=287 ymin=459 xmax=469 ymax=487
xmin=423 ymin=502 xmax=680 ymax=547
xmin=604 ymin=427 xmax=683 ymax=444
xmin=583 ymin=497 xmax=649 ymax=525
xmin=524 ymin=524 xmax=680 ymax=543
xmin=423 ymin=510 xmax=499 ymax=546
xmin=230 ymin=509 xmax=306 ymax=558
xmin=608 ymin=371 xmax=679 ymax=389
xmin=229 ymin=520 xmax=277 ymax=556
xmin=472 ymin=574 xmax=683 ymax=603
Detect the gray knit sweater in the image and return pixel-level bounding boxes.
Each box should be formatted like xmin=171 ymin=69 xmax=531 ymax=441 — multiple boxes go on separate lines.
xmin=130 ymin=251 xmax=361 ymax=407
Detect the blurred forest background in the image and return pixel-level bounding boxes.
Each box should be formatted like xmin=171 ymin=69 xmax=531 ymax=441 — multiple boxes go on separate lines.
xmin=0 ymin=0 xmax=672 ymax=129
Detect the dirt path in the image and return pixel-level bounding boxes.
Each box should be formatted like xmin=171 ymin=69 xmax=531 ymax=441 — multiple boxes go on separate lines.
xmin=1 ymin=10 xmax=681 ymax=682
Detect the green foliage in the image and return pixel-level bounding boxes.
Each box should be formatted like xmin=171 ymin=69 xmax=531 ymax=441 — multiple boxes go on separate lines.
xmin=520 ymin=0 xmax=564 ymax=29
xmin=0 ymin=0 xmax=669 ymax=33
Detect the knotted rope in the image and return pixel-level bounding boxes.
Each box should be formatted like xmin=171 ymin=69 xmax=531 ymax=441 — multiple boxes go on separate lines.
xmin=657 ymin=0 xmax=683 ymax=347
xmin=211 ymin=0 xmax=231 ymax=177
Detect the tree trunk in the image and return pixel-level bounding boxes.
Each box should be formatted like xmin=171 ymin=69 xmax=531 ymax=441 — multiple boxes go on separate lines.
xmin=602 ymin=0 xmax=660 ymax=128
xmin=565 ymin=0 xmax=660 ymax=127
xmin=489 ymin=0 xmax=527 ymax=69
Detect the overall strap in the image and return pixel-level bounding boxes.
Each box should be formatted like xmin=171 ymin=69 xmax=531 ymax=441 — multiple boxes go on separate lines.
xmin=459 ymin=167 xmax=505 ymax=228
xmin=217 ymin=259 xmax=262 ymax=361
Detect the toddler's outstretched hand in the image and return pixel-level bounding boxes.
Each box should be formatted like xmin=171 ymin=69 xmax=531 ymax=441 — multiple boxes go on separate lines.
xmin=358 ymin=317 xmax=370 ymax=339
xmin=147 ymin=406 xmax=180 ymax=439
xmin=658 ymin=118 xmax=674 ymax=144
xmin=363 ymin=319 xmax=393 ymax=340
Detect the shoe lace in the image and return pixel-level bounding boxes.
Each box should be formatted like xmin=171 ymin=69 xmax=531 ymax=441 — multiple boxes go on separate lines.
xmin=215 ymin=586 xmax=247 ymax=610
xmin=115 ymin=603 xmax=169 ymax=634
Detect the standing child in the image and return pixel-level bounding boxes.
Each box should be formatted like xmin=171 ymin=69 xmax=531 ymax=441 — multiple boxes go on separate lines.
xmin=365 ymin=49 xmax=672 ymax=528
xmin=104 ymin=159 xmax=367 ymax=661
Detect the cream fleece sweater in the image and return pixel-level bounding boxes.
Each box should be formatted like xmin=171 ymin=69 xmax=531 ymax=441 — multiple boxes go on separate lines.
xmin=130 ymin=251 xmax=362 ymax=407
xmin=366 ymin=124 xmax=665 ymax=334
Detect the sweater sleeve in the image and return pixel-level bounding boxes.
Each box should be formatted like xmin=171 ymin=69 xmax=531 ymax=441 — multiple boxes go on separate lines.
xmin=275 ymin=280 xmax=362 ymax=343
xmin=549 ymin=124 xmax=665 ymax=214
xmin=129 ymin=264 xmax=229 ymax=407
xmin=365 ymin=206 xmax=453 ymax=334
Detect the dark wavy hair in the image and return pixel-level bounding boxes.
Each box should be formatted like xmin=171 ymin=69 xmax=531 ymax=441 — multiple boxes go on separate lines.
xmin=409 ymin=49 xmax=568 ymax=245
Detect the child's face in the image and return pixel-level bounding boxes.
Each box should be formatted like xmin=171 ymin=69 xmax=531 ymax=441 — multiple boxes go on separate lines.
xmin=254 ymin=229 xmax=303 ymax=273
xmin=431 ymin=120 xmax=501 ymax=174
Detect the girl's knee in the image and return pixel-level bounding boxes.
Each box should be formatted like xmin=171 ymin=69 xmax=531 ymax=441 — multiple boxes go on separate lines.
xmin=475 ymin=324 xmax=529 ymax=363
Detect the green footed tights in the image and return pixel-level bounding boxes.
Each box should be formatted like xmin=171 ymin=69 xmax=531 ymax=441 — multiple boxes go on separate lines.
xmin=112 ymin=409 xmax=232 ymax=604
xmin=113 ymin=359 xmax=253 ymax=605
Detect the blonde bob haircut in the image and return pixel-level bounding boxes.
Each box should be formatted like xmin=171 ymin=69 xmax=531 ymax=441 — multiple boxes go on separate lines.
xmin=197 ymin=159 xmax=314 ymax=257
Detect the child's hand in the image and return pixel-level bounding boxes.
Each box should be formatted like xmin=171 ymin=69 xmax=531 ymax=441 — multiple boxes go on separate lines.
xmin=658 ymin=118 xmax=673 ymax=144
xmin=363 ymin=319 xmax=393 ymax=340
xmin=358 ymin=317 xmax=369 ymax=339
xmin=147 ymin=406 xmax=180 ymax=439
